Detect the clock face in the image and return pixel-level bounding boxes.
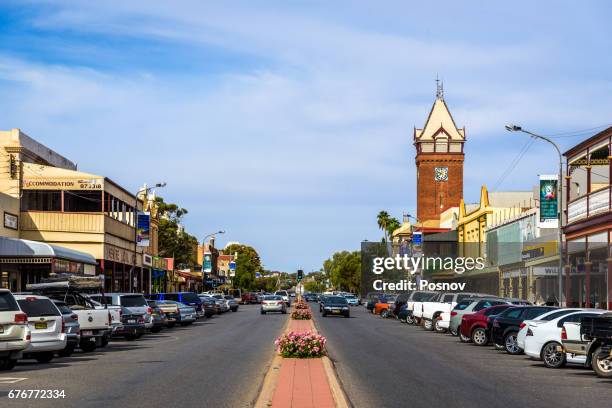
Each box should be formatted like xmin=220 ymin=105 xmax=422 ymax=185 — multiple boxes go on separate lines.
xmin=434 ymin=167 xmax=448 ymax=181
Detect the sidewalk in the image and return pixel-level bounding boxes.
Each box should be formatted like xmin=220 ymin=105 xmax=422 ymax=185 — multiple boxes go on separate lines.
xmin=256 ymin=309 xmax=348 ymax=408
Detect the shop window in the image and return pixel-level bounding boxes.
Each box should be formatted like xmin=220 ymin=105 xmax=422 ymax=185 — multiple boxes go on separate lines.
xmin=63 ymin=190 xmax=102 ymax=212
xmin=21 ymin=190 xmax=61 ymax=211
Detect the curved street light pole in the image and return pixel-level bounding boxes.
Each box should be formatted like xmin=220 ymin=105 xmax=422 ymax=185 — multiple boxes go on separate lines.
xmin=505 ymin=125 xmax=564 ymax=305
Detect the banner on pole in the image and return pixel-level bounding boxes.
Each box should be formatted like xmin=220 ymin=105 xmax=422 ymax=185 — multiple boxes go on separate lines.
xmin=539 ymin=174 xmax=559 ymax=228
xmin=136 ymin=212 xmax=151 ymax=247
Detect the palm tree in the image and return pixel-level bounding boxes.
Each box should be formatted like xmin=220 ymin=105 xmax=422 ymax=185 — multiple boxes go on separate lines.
xmin=377 ymin=211 xmax=390 ymax=242
xmin=386 ymin=217 xmax=401 ymax=240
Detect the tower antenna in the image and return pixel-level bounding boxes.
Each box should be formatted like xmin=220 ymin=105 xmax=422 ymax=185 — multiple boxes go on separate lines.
xmin=435 ymin=74 xmax=444 ymax=100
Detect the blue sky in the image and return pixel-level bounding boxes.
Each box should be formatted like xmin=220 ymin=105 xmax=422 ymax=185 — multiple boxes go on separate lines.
xmin=1 ymin=1 xmax=611 ymax=272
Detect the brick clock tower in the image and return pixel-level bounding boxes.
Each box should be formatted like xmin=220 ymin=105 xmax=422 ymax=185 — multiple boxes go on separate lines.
xmin=414 ymin=85 xmax=465 ymax=223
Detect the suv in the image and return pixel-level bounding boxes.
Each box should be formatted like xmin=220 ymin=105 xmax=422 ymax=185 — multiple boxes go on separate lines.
xmin=0 ymin=289 xmax=29 ymax=370
xmin=579 ymin=313 xmax=612 ymax=377
xmin=490 ymin=306 xmax=557 ymax=354
xmin=152 ymin=293 xmax=204 ymax=318
xmin=14 ymin=295 xmax=66 ymax=364
xmin=275 ymin=290 xmax=291 ymax=307
xmin=103 ymin=294 xmax=154 ymax=330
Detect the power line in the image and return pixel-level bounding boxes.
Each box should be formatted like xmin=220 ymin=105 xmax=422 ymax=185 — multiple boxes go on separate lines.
xmin=493 ymin=136 xmax=536 ymax=191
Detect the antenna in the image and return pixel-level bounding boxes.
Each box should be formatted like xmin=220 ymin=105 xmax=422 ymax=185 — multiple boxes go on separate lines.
xmin=435 ymin=74 xmax=444 ymax=100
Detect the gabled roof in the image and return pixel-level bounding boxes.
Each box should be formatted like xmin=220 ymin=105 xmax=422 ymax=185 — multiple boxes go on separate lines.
xmin=415 ymin=97 xmax=465 ymax=141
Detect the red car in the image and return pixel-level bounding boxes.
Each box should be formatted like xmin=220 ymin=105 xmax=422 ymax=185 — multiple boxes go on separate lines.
xmin=460 ymin=304 xmax=514 ymax=345
xmin=241 ymin=292 xmax=259 ymax=304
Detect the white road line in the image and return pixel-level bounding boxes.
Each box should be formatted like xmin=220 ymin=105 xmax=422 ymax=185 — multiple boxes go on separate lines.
xmin=0 ymin=378 xmax=27 ymax=384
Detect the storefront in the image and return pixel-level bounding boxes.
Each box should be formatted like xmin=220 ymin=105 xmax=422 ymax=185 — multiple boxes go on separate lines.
xmin=0 ymin=236 xmax=97 ymax=291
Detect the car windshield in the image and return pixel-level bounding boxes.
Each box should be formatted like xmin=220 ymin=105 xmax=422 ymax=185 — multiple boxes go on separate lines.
xmin=17 ymin=298 xmax=60 ymax=317
xmin=327 ymin=296 xmax=348 ymax=304
xmin=264 ymin=295 xmax=282 ymax=300
xmin=345 ymin=295 xmax=357 ymax=299
xmin=121 ymin=295 xmax=147 ymax=307
xmin=540 ymin=309 xmax=577 ymax=321
xmin=224 ymin=295 xmax=233 ymax=300
xmin=0 ymin=292 xmax=19 ymax=311
xmin=180 ymin=293 xmax=200 ymax=302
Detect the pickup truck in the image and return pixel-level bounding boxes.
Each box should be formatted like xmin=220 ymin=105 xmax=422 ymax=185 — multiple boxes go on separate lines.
xmin=27 ymin=277 xmax=111 ymax=353
xmin=421 ymin=292 xmax=489 ymax=332
xmin=567 ymin=312 xmax=612 ymax=378
xmin=405 ymin=291 xmax=437 ymax=324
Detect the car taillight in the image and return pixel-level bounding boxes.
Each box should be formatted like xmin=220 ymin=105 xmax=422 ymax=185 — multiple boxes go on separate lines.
xmin=71 ymin=314 xmax=78 ymax=321
xmin=61 ymin=320 xmax=66 ymax=333
xmin=519 ymin=322 xmax=526 ymax=329
xmin=138 ymin=317 xmax=145 ymax=324
xmin=14 ymin=313 xmax=28 ymax=324
xmin=451 ymin=311 xmax=457 ymax=317
xmin=147 ymin=307 xmax=153 ymax=314
xmin=561 ymin=327 xmax=567 ymax=340
xmin=26 ymin=333 xmax=31 ymax=341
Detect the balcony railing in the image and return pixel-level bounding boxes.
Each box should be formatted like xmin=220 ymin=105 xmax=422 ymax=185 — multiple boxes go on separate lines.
xmin=567 ymin=186 xmax=611 ymax=224
xmin=20 ymin=211 xmax=135 ymax=241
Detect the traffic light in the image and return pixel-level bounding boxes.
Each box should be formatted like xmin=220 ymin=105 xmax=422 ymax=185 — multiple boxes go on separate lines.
xmin=297 ymin=269 xmax=303 ymax=282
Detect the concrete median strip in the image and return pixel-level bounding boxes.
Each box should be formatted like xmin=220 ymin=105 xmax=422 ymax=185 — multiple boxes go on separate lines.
xmin=255 ymin=307 xmax=349 ymax=408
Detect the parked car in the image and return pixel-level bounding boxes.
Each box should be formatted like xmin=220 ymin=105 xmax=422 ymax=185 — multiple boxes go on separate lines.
xmin=198 ymin=295 xmax=218 ymax=317
xmin=517 ymin=308 xmax=585 ymax=351
xmin=392 ymin=292 xmax=411 ymax=318
xmin=524 ymin=309 xmax=605 ymax=368
xmin=103 ymin=293 xmax=154 ymax=331
xmin=261 ymin=295 xmax=287 ymax=314
xmin=449 ymin=298 xmax=511 ymax=337
xmin=113 ymin=307 xmax=146 ymax=340
xmin=149 ymin=292 xmax=205 ymax=319
xmin=241 ymin=292 xmax=259 ymax=304
xmin=365 ymin=293 xmax=382 ymax=313
xmin=0 ymin=289 xmax=30 ymax=370
xmin=147 ymin=300 xmax=168 ymax=333
xmin=224 ymin=295 xmax=239 ymax=312
xmin=275 ymin=290 xmax=291 ymax=307
xmin=344 ymin=294 xmax=360 ymax=306
xmin=422 ymin=292 xmax=493 ymax=332
xmin=14 ymin=295 xmax=67 ymax=364
xmin=579 ymin=312 xmax=612 ymax=377
xmin=321 ymin=296 xmax=350 ymax=318
xmin=155 ymin=300 xmax=180 ymax=327
xmin=28 ymin=279 xmax=111 ymax=352
xmin=160 ymin=301 xmax=196 ymax=325
xmin=52 ymin=300 xmax=80 ymax=357
xmin=405 ymin=291 xmax=438 ymax=324
xmin=374 ymin=295 xmax=397 ymax=317
xmin=459 ymin=304 xmax=514 ymax=346
xmin=209 ymin=294 xmax=230 ymax=313
xmin=490 ymin=306 xmax=557 ymax=354
xmin=86 ymin=295 xmax=123 ymax=340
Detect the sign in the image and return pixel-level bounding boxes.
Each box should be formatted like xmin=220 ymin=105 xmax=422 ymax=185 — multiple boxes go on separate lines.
xmin=105 ymin=245 xmax=135 ymax=265
xmin=3 ymin=212 xmax=18 ymax=230
xmin=203 ymin=254 xmax=212 ymax=273
xmin=255 ymin=272 xmax=262 ymax=278
xmin=229 ymin=261 xmax=236 ymax=277
xmin=143 ymin=254 xmax=153 ymax=267
xmin=539 ymin=175 xmax=559 ymax=228
xmin=22 ymin=178 xmax=103 ymax=190
xmin=136 ymin=212 xmax=150 ymax=247
xmin=533 ymin=266 xmax=559 ymax=277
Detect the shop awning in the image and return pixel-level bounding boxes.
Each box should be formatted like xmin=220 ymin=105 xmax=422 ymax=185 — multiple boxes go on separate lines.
xmin=0 ymin=237 xmax=97 ymax=265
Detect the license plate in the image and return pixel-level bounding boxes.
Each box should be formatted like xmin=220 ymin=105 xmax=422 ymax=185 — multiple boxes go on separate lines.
xmin=128 ymin=319 xmax=136 ymax=324
xmin=333 ymin=310 xmax=340 ymax=314
xmin=34 ymin=322 xmax=47 ymax=330
xmin=81 ymin=330 xmax=93 ymax=336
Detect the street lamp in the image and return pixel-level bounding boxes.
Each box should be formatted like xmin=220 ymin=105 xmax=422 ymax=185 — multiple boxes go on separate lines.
xmin=505 ymin=124 xmax=564 ymax=306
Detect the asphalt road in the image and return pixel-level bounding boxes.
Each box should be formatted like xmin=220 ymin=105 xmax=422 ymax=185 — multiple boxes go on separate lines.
xmin=313 ymin=304 xmax=612 ymax=408
xmin=0 ymin=304 xmax=287 ymax=408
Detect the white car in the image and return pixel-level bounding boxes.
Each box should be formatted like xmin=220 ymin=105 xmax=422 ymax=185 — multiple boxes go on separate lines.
xmin=14 ymin=295 xmax=66 ymax=364
xmin=517 ymin=308 xmax=584 ymax=351
xmin=261 ymin=295 xmax=287 ymax=314
xmin=437 ymin=311 xmax=451 ymax=330
xmin=523 ymin=309 xmax=605 ymax=368
xmin=275 ymin=290 xmax=291 ymax=306
xmin=0 ymin=289 xmax=30 ymax=370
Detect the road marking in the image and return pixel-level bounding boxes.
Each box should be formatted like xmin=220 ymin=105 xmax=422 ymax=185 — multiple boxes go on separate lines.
xmin=0 ymin=378 xmax=27 ymax=384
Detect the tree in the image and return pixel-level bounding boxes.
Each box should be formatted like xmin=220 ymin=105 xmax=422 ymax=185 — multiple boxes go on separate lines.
xmin=386 ymin=217 xmax=401 ymax=240
xmin=377 ymin=210 xmax=390 ymax=242
xmin=323 ymin=251 xmax=361 ymax=293
xmin=224 ymin=244 xmax=263 ymax=291
xmin=155 ymin=197 xmax=198 ymax=265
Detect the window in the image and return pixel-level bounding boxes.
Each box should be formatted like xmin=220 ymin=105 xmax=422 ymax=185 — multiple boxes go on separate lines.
xmin=63 ymin=190 xmax=102 ymax=212
xmin=504 ymin=308 xmax=524 ymax=319
xmin=474 ymin=300 xmax=504 ymax=311
xmin=17 ymin=298 xmax=60 ymax=316
xmin=164 ymin=293 xmax=179 ymax=301
xmin=120 ymin=295 xmax=147 ymax=307
xmin=484 ymin=306 xmax=510 ymax=316
xmin=559 ymin=313 xmax=599 ymax=326
xmin=442 ymin=294 xmax=454 ymax=302
xmin=540 ymin=310 xmax=574 ymax=321
xmin=0 ymin=292 xmax=19 ymax=311
xmin=526 ymin=307 xmax=552 ymax=319
xmin=21 ymin=190 xmax=61 ymax=211
xmin=454 ymin=300 xmax=473 ymax=311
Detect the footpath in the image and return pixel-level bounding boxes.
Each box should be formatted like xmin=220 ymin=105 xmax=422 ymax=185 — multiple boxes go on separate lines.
xmin=255 ymin=309 xmax=349 ymax=408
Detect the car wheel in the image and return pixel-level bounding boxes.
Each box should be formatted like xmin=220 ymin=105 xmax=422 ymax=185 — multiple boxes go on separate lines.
xmin=34 ymin=352 xmax=54 ymax=364
xmin=423 ymin=319 xmax=434 ymax=331
xmin=591 ymin=347 xmax=612 ymax=378
xmin=504 ymin=332 xmax=522 ymax=355
xmin=406 ymin=315 xmax=415 ymax=325
xmin=542 ymin=342 xmax=566 ymax=368
xmin=459 ymin=332 xmax=471 ymax=343
xmin=449 ymin=327 xmax=458 ymax=336
xmin=80 ymin=340 xmax=97 ymax=353
xmin=434 ymin=319 xmax=447 ymax=333
xmin=471 ymin=328 xmax=488 ymax=346
xmin=381 ymin=310 xmax=389 ymax=318
xmin=0 ymin=358 xmax=17 ymax=371
xmin=58 ymin=345 xmax=76 ymax=357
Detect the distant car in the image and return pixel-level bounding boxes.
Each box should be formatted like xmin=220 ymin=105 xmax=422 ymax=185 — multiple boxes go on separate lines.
xmin=158 ymin=300 xmax=196 ymax=325
xmin=224 ymin=295 xmax=239 ymax=312
xmin=198 ymin=295 xmax=218 ymax=317
xmin=0 ymin=289 xmax=30 ymax=370
xmin=14 ymin=295 xmax=67 ymax=364
xmin=113 ymin=307 xmax=146 ymax=340
xmin=374 ymin=295 xmax=397 ymax=317
xmin=275 ymin=290 xmax=291 ymax=306
xmin=149 ymin=292 xmax=205 ymax=319
xmin=147 ymin=300 xmax=168 ymax=333
xmin=321 ymin=296 xmax=350 ymax=318
xmin=344 ymin=294 xmax=359 ymax=306
xmin=303 ymin=293 xmax=318 ymax=302
xmin=241 ymin=292 xmax=259 ymax=304
xmin=104 ymin=293 xmax=154 ymax=330
xmin=449 ymin=298 xmax=511 ymax=337
xmin=261 ymin=295 xmax=287 ymax=314
xmin=52 ymin=300 xmax=80 ymax=357
xmin=209 ymin=294 xmax=230 ymax=313
xmin=155 ymin=300 xmax=180 ymax=327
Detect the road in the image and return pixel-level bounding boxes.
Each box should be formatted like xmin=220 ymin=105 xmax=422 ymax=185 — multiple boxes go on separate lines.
xmin=313 ymin=304 xmax=612 ymax=408
xmin=0 ymin=305 xmax=286 ymax=408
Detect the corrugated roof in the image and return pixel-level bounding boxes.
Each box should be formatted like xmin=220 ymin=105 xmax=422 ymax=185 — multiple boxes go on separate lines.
xmin=0 ymin=237 xmax=97 ymax=265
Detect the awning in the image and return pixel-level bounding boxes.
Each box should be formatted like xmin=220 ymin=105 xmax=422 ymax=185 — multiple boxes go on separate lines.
xmin=0 ymin=237 xmax=97 ymax=265
xmin=176 ymin=270 xmax=199 ymax=280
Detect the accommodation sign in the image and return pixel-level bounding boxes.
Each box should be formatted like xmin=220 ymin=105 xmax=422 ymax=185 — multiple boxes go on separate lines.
xmin=23 ymin=178 xmax=103 ymax=190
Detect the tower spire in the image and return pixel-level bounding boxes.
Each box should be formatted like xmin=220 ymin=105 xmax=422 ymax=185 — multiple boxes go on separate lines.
xmin=435 ymin=74 xmax=444 ymax=100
